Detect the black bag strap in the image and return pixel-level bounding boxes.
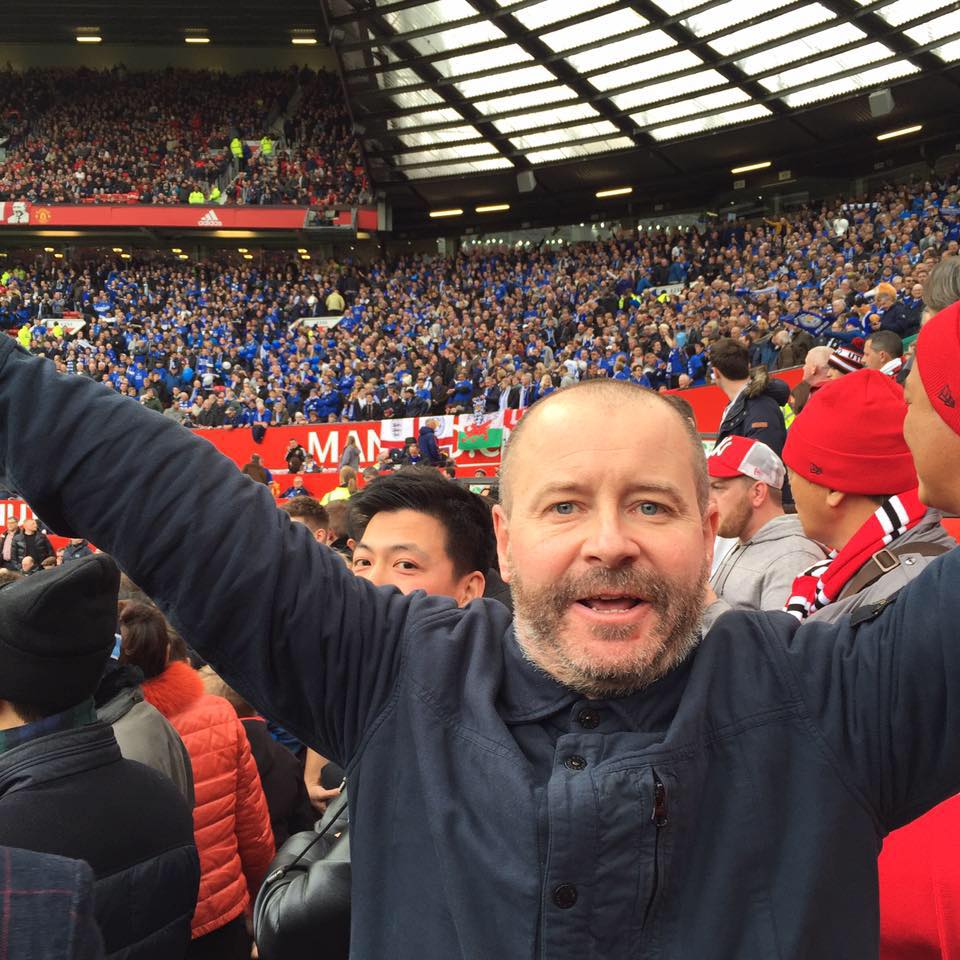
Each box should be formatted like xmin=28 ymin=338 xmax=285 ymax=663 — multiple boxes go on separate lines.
xmin=839 ymin=542 xmax=950 ymax=601
xmin=263 ymin=781 xmax=348 ymax=885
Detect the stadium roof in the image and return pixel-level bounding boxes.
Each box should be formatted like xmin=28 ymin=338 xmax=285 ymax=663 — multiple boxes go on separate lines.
xmin=331 ymin=0 xmax=960 ymax=213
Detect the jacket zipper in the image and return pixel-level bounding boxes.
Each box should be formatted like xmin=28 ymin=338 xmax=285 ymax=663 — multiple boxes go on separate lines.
xmin=642 ymin=771 xmax=668 ymax=932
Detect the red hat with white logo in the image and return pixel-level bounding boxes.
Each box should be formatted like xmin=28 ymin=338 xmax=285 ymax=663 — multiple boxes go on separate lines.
xmin=782 ymin=369 xmax=916 ymax=495
xmin=708 ymin=436 xmax=785 ymax=489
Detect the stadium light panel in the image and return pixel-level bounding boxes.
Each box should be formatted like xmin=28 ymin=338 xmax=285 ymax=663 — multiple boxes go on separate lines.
xmin=76 ymin=35 xmax=102 ymax=43
xmin=237 ymin=247 xmax=248 ymax=253
xmin=291 ymin=37 xmax=318 ymax=45
xmin=185 ymin=36 xmax=210 ymax=44
xmin=243 ymin=254 xmax=254 ymax=260
xmin=171 ymin=248 xmax=182 ymax=254
xmin=876 ymin=124 xmax=923 ymax=140
xmin=43 ymin=247 xmax=54 ymax=253
xmin=54 ymin=253 xmax=64 ymax=259
xmin=596 ymin=187 xmax=633 ymax=198
xmin=120 ymin=253 xmax=132 ymax=260
xmin=476 ymin=203 xmax=511 ymax=213
xmin=178 ymin=254 xmax=189 ymax=260
xmin=429 ymin=208 xmax=464 ymax=217
xmin=297 ymin=248 xmax=308 ymax=254
xmin=730 ymin=161 xmax=772 ymax=174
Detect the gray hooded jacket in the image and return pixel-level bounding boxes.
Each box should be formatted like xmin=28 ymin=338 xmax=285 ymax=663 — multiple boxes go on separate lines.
xmin=705 ymin=514 xmax=826 ymax=631
xmin=98 ymin=684 xmax=195 ymax=807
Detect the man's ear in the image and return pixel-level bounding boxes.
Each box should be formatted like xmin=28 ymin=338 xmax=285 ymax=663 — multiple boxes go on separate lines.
xmin=314 ymin=528 xmax=328 ymax=545
xmin=492 ymin=504 xmax=511 ymax=583
xmin=825 ymin=489 xmax=846 ymax=510
xmin=456 ymin=571 xmax=486 ymax=608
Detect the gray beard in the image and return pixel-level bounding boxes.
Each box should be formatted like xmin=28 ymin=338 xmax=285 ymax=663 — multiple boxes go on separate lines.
xmin=509 ymin=558 xmax=708 ymax=699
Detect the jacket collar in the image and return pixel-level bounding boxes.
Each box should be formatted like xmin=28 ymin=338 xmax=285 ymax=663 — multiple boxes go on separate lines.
xmin=0 ymin=722 xmax=121 ymax=799
xmin=496 ymin=624 xmax=697 ymax=728
xmin=0 ymin=698 xmax=97 ymax=757
xmin=141 ymin=660 xmax=203 ymax=719
xmin=497 ymin=628 xmax=577 ymax=723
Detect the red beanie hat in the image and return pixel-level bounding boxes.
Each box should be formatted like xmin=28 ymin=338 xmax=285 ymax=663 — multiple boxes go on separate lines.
xmin=783 ymin=369 xmax=917 ymax=495
xmin=915 ymin=301 xmax=960 ymax=436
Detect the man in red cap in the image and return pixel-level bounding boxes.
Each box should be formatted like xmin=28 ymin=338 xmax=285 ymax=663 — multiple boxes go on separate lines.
xmin=782 ymin=368 xmax=955 ymax=624
xmin=704 ymin=436 xmax=824 ymax=631
xmin=877 ymin=300 xmax=960 ymax=960
xmin=904 ymin=300 xmax=960 ymax=516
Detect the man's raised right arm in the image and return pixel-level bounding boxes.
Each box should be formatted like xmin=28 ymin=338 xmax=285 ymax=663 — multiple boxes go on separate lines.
xmin=0 ymin=336 xmax=413 ymax=765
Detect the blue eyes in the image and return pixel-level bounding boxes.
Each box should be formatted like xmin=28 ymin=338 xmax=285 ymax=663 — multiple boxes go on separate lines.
xmin=550 ymin=501 xmax=663 ymax=516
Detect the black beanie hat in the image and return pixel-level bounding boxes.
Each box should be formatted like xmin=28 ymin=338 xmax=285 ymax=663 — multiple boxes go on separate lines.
xmin=0 ymin=554 xmax=121 ymax=713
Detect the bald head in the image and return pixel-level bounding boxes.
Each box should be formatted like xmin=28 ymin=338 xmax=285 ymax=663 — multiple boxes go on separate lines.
xmin=803 ymin=346 xmax=832 ymax=384
xmin=500 ymin=380 xmax=708 ymax=515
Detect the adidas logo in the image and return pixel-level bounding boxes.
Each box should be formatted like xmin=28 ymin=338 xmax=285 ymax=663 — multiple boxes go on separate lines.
xmin=809 ymin=463 xmax=823 ymax=475
xmin=197 ymin=209 xmax=223 ymax=227
xmin=939 ymin=384 xmax=956 ymax=409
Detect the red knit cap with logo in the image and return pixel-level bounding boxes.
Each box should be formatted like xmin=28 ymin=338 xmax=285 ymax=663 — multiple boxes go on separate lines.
xmin=915 ymin=301 xmax=960 ymax=436
xmin=782 ymin=368 xmax=917 ymax=495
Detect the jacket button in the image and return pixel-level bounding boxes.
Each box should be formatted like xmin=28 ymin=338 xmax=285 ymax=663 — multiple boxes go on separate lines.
xmin=552 ymin=883 xmax=578 ymax=909
xmin=564 ymin=755 xmax=587 ymax=771
xmin=577 ymin=710 xmax=600 ymax=729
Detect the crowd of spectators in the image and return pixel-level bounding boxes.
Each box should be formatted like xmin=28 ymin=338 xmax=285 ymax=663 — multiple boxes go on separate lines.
xmin=0 ymin=66 xmax=366 ymax=208
xmin=1 ymin=170 xmax=957 ymax=432
xmin=231 ymin=71 xmax=369 ymax=207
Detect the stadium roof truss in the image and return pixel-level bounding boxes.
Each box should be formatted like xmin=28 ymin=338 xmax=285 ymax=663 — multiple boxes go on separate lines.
xmin=327 ymin=0 xmax=960 ymax=183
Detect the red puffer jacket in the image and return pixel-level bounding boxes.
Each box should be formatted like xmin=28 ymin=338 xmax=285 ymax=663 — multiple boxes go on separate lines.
xmin=142 ymin=660 xmax=275 ymax=938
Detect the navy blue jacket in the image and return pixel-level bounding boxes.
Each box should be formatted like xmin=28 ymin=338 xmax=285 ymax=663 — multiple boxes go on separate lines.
xmin=715 ymin=371 xmax=790 ymax=457
xmin=1 ymin=335 xmax=960 ymax=959
xmin=0 ymin=845 xmax=104 ymax=960
xmin=417 ymin=424 xmax=442 ymax=464
xmin=0 ymin=722 xmax=199 ymax=960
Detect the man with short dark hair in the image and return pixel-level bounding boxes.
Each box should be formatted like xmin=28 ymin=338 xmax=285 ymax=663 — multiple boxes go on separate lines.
xmin=0 ymin=556 xmax=199 ymax=959
xmin=347 ymin=468 xmax=492 ymax=605
xmin=711 ymin=337 xmax=789 ymax=457
xmin=280 ymin=496 xmax=330 ymax=545
xmin=863 ymin=330 xmax=904 ymax=376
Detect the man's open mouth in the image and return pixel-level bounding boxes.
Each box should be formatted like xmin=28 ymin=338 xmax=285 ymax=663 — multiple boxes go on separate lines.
xmin=576 ymin=596 xmax=644 ymax=613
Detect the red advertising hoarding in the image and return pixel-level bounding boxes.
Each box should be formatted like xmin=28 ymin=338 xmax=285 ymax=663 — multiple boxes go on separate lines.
xmin=0 ymin=201 xmax=379 ymax=232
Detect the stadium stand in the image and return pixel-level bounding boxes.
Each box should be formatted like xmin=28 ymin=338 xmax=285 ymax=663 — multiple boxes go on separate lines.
xmin=0 ymin=170 xmax=954 ymax=429
xmin=0 ymin=67 xmax=366 ymax=208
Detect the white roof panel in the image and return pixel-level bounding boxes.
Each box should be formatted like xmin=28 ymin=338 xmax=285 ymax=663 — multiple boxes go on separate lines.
xmin=509 ymin=120 xmax=620 ymax=149
xmin=709 ymin=4 xmax=836 ymax=57
xmin=735 ymin=23 xmax=867 ymax=75
xmin=781 ymin=60 xmax=920 ymax=106
xmin=526 ymin=136 xmax=635 ymax=164
xmin=610 ymin=69 xmax=728 ymax=111
xmin=541 ymin=9 xmax=648 ymax=51
xmin=649 ymin=103 xmax=772 ymax=140
xmin=632 ymin=87 xmax=753 ymax=128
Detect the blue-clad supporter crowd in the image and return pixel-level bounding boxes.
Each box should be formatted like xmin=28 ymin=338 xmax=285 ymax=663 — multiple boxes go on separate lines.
xmin=0 ymin=171 xmax=957 ymax=429
xmin=0 ymin=67 xmax=368 ymax=208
